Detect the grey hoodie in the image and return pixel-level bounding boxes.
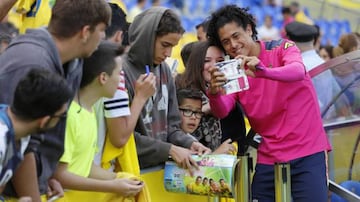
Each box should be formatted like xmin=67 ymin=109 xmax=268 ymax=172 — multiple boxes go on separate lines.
xmin=0 ymin=28 xmax=82 ymax=195
xmin=123 ymin=7 xmax=195 ymax=169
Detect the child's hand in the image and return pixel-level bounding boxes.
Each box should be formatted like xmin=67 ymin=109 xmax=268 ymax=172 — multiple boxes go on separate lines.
xmin=135 ymin=73 xmax=156 ymax=100
xmin=110 ymin=178 xmax=144 ymax=196
xmin=212 ymin=139 xmax=236 ymax=155
xmin=208 ymin=66 xmax=227 ymax=95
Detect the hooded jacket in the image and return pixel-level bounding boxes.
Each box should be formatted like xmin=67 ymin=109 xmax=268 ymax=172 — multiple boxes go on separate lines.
xmin=123 ymin=7 xmax=195 ymax=169
xmin=0 ymin=28 xmax=82 ymax=195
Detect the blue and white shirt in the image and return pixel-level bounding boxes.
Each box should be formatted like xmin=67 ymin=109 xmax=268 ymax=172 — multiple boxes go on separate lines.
xmin=0 ymin=105 xmax=29 ymax=187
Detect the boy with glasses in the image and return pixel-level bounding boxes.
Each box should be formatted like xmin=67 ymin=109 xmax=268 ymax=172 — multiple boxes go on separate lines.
xmin=177 ymin=89 xmax=235 ymax=154
xmin=177 ymin=89 xmax=204 ymax=137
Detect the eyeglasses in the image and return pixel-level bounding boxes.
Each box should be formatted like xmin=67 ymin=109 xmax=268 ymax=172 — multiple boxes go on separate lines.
xmin=50 ymin=112 xmax=67 ymax=119
xmin=179 ymin=108 xmax=204 ymax=119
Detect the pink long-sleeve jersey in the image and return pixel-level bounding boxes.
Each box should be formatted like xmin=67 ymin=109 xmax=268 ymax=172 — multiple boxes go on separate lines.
xmin=208 ymin=39 xmax=331 ymax=165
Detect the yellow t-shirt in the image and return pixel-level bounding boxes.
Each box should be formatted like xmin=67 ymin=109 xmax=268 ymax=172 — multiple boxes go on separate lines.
xmin=60 ymin=101 xmax=98 ymax=177
xmin=187 ymin=182 xmax=203 ymax=194
xmin=8 ymin=0 xmax=51 ymax=34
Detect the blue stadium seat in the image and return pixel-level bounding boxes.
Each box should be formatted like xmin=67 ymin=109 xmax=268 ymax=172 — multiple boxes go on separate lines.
xmin=123 ymin=0 xmax=135 ymax=10
xmin=200 ymin=0 xmax=212 ymax=15
xmin=213 ymin=0 xmax=224 ymax=10
xmin=329 ymin=35 xmax=339 ymax=46
xmin=184 ymin=0 xmax=198 ymax=15
xmin=249 ymin=6 xmax=264 ymax=26
xmin=341 ymin=20 xmax=352 ymax=33
xmin=226 ymin=0 xmax=237 ymax=5
xmin=181 ymin=16 xmax=193 ymax=32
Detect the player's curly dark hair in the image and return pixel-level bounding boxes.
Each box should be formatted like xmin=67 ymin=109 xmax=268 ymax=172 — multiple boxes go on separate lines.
xmin=207 ymin=5 xmax=258 ymax=51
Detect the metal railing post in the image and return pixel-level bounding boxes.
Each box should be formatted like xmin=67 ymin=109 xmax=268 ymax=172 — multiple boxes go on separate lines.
xmin=274 ymin=163 xmax=291 ymax=202
xmin=233 ymin=155 xmax=252 ymax=202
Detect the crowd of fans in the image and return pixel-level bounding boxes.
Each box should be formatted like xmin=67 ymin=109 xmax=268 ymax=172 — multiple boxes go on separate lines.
xmin=0 ymin=0 xmax=359 ymax=202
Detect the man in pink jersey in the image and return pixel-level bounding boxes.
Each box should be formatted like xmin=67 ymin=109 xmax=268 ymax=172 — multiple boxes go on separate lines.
xmin=206 ymin=5 xmax=330 ymax=202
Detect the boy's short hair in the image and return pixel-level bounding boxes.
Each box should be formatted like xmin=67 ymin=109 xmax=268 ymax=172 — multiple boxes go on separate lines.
xmin=106 ymin=3 xmax=129 ymax=45
xmin=81 ymin=41 xmax=125 ymax=88
xmin=195 ymin=19 xmax=210 ymax=32
xmin=11 ymin=69 xmax=72 ymax=121
xmin=176 ymin=88 xmax=203 ymax=106
xmin=207 ymin=5 xmax=258 ymax=50
xmin=156 ymin=9 xmax=185 ymax=37
xmin=49 ymin=0 xmax=111 ymax=38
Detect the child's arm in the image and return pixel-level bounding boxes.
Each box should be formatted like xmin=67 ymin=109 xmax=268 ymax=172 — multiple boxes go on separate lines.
xmin=53 ymin=162 xmax=143 ymax=195
xmin=107 ymin=73 xmax=155 ymax=147
xmin=88 ymin=163 xmax=116 ymax=180
xmin=10 ymin=152 xmax=42 ymax=202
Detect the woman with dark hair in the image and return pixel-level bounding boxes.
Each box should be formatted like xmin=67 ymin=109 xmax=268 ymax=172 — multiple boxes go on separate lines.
xmin=176 ymin=41 xmax=246 ymax=154
xmin=319 ymin=45 xmax=334 ymax=62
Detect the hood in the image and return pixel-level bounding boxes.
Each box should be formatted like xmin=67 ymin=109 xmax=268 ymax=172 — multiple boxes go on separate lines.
xmin=7 ymin=28 xmax=62 ymax=74
xmin=127 ymin=7 xmax=168 ymax=69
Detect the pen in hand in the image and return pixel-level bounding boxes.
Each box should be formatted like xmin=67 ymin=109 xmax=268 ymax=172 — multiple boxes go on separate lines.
xmin=145 ymin=65 xmax=150 ymax=75
xmin=145 ymin=65 xmax=154 ymax=103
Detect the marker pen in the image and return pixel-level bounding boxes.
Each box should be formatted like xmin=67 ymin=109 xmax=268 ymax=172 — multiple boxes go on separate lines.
xmin=145 ymin=65 xmax=154 ymax=103
xmin=145 ymin=65 xmax=150 ymax=75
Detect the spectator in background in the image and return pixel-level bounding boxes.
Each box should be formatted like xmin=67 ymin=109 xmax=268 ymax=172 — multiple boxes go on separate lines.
xmin=7 ymin=0 xmax=52 ymax=34
xmin=333 ymin=33 xmax=360 ymax=57
xmin=331 ymin=33 xmax=360 ymax=114
xmin=289 ymin=1 xmax=314 ymax=25
xmin=108 ymin=0 xmax=128 ymax=14
xmin=180 ymin=41 xmax=197 ymax=66
xmin=196 ymin=19 xmax=210 ymax=41
xmin=257 ymin=15 xmax=280 ymax=41
xmin=280 ymin=6 xmax=294 ymax=38
xmin=286 ymin=21 xmax=349 ymax=119
xmin=313 ymin=24 xmax=322 ymax=52
xmin=171 ymin=41 xmax=197 ymax=79
xmin=105 ymin=3 xmax=130 ymax=49
xmin=127 ymin=0 xmax=147 ymax=23
xmin=319 ymin=45 xmax=334 ymax=62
